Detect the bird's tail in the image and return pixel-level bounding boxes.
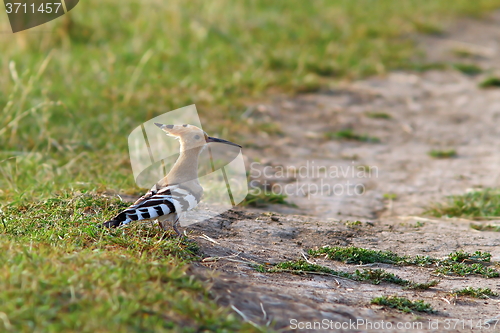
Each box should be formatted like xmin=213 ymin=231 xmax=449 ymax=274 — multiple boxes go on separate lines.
xmin=102 ymin=212 xmax=128 ymax=228
xmin=102 ymin=219 xmax=122 ymax=228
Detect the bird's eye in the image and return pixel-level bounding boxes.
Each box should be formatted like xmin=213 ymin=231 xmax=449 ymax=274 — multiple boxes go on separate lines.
xmin=194 ymin=135 xmax=201 ymax=140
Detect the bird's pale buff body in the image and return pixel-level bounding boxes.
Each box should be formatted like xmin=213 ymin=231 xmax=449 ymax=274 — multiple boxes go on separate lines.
xmin=103 ymin=124 xmax=241 ymax=236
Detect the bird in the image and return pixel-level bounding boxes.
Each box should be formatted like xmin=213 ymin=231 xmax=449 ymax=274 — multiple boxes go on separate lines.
xmin=103 ymin=123 xmax=242 ymax=236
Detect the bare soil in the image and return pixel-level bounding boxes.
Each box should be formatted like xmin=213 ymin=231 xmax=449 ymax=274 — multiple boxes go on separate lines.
xmin=188 ymin=13 xmax=500 ymax=333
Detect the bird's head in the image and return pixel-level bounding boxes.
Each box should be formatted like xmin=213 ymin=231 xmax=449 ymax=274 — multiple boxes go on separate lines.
xmin=154 ymin=123 xmax=241 ymax=151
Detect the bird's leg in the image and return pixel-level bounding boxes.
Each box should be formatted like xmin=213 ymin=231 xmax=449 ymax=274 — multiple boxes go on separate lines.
xmin=172 ymin=218 xmax=194 ymax=242
xmin=157 ymin=215 xmax=183 ymax=238
xmin=156 ymin=217 xmax=170 ymax=240
xmin=172 ymin=217 xmax=182 ymax=237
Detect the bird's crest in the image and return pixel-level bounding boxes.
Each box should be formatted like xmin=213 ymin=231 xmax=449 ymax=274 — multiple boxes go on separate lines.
xmin=154 ymin=123 xmax=206 ymax=138
xmin=154 ymin=123 xmax=208 ymax=150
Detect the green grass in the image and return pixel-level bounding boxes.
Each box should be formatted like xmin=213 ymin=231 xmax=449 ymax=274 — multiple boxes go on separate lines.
xmin=435 ymin=263 xmax=499 ymax=278
xmin=427 ymin=189 xmax=500 ymax=218
xmin=428 ymin=149 xmax=457 ymax=158
xmin=353 ymin=268 xmax=406 ymax=285
xmin=344 ymin=220 xmax=362 ymax=227
xmin=406 ymin=280 xmax=440 ymax=290
xmin=241 ymin=191 xmax=293 ymax=207
xmin=257 ymin=260 xmax=437 ymax=289
xmin=447 ymin=250 xmax=491 ymax=262
xmin=309 ymin=246 xmax=499 ymax=278
xmin=2 ymin=1 xmax=500 ymax=201
xmin=407 ymin=62 xmax=448 ymax=72
xmin=383 ymin=193 xmax=398 ymax=200
xmin=371 ymin=296 xmax=435 ymax=313
xmin=413 ymin=221 xmax=425 ymax=228
xmin=452 ymin=48 xmax=477 ymax=58
xmin=257 ymin=260 xmax=349 ymax=276
xmin=412 ymin=21 xmax=444 ymax=35
xmin=365 ymin=112 xmax=392 ymax=119
xmin=354 ymin=269 xmax=436 ymax=289
xmin=479 ymin=77 xmax=500 ymax=88
xmin=452 ymin=63 xmax=483 ymax=75
xmin=434 ymin=250 xmax=499 ymax=278
xmin=0 ymin=243 xmax=260 ymax=332
xmin=324 ymin=129 xmax=380 ymax=143
xmin=309 ymin=246 xmax=403 ymax=264
xmin=451 ymin=287 xmax=499 ymax=299
xmin=0 ymin=194 xmax=261 ymax=332
xmin=0 ymin=193 xmax=200 ymax=259
xmin=4 ymin=1 xmax=500 ymax=329
xmin=253 ymin=122 xmax=284 ymax=136
xmin=470 ymin=223 xmax=500 ymax=232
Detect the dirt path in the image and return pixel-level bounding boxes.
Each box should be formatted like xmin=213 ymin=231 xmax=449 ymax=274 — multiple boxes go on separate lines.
xmin=190 ymin=12 xmax=500 ymax=333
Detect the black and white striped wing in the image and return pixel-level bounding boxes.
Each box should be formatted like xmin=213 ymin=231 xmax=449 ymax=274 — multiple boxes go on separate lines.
xmin=169 ymin=186 xmax=200 ymax=213
xmin=103 ymin=184 xmax=200 ymax=228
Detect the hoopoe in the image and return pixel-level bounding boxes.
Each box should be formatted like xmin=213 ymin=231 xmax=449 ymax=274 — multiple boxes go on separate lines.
xmin=103 ymin=123 xmax=241 ymax=236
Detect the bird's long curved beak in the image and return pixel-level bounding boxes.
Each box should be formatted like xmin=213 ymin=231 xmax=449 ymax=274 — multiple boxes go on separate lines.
xmin=206 ymin=136 xmax=242 ymax=148
xmin=154 ymin=122 xmax=172 ymax=129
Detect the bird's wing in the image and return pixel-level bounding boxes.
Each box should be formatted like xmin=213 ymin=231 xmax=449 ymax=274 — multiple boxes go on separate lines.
xmin=129 ymin=183 xmax=175 ymax=209
xmin=103 ymin=183 xmax=201 ymax=228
